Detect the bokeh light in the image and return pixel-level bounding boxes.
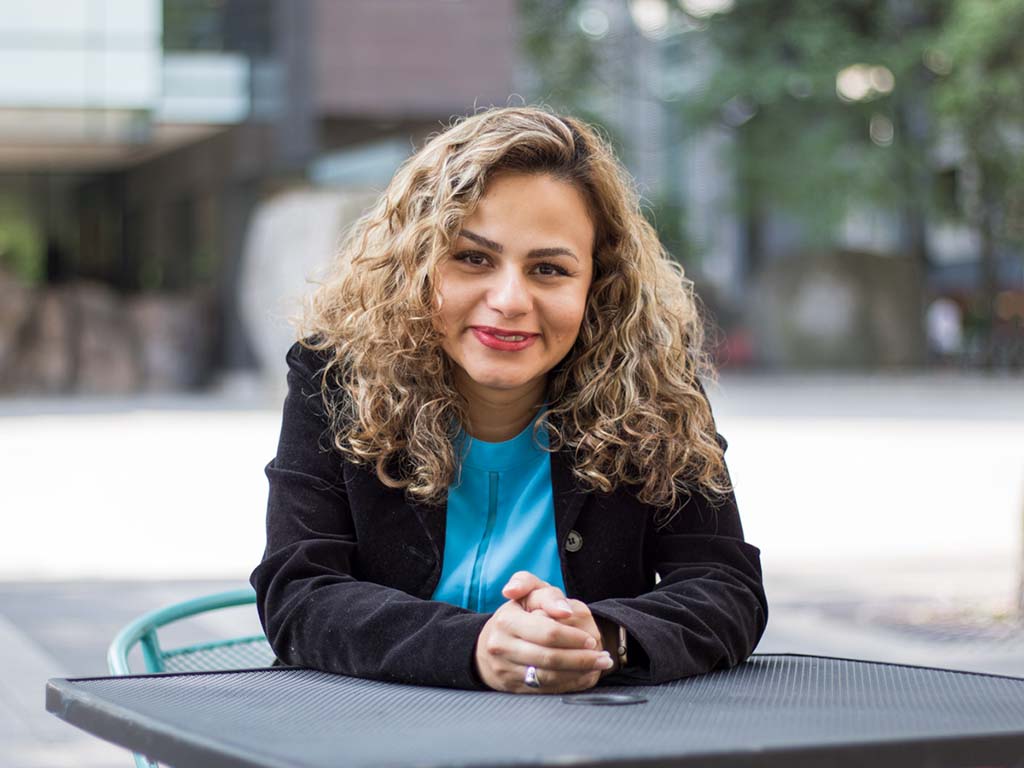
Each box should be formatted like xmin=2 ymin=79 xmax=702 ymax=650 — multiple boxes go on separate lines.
xmin=630 ymin=0 xmax=671 ymax=38
xmin=577 ymin=4 xmax=610 ymax=39
xmin=836 ymin=64 xmax=896 ymax=102
xmin=678 ymin=0 xmax=735 ymax=18
xmin=870 ymin=113 xmax=895 ymax=146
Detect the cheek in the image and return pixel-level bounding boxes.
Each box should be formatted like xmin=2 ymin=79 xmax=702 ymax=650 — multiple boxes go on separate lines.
xmin=548 ymin=294 xmax=589 ymax=346
xmin=432 ymin=275 xmax=458 ymax=330
xmin=430 ymin=297 xmax=446 ymax=335
xmin=430 ymin=274 xmax=446 ymax=331
xmin=434 ymin=284 xmax=471 ymax=337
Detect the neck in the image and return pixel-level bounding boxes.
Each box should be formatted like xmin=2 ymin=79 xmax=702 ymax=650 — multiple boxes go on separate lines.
xmin=455 ymin=370 xmax=547 ymax=443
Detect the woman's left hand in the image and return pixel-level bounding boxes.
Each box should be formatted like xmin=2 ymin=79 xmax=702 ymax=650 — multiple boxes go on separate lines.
xmin=502 ymin=571 xmax=575 ymax=619
xmin=502 ymin=571 xmax=613 ymax=675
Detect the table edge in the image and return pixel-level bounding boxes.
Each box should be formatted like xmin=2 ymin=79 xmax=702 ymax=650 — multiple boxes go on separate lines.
xmin=47 ymin=652 xmax=1024 ymax=685
xmin=44 ymin=658 xmax=1024 ymax=768
xmin=45 ymin=679 xmax=289 ymax=768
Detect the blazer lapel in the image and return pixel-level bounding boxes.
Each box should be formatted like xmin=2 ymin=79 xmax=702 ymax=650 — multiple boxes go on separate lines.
xmin=550 ymin=445 xmax=589 ymax=557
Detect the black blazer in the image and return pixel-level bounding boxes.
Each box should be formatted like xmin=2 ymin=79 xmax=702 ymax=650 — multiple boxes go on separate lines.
xmin=250 ymin=342 xmax=768 ymax=690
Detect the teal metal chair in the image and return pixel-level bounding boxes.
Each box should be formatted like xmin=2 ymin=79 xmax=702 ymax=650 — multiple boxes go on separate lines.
xmin=107 ymin=587 xmax=276 ymax=768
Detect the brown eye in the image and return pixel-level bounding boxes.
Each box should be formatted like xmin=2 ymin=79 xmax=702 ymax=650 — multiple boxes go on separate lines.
xmin=534 ymin=262 xmax=570 ymax=277
xmin=454 ymin=251 xmax=488 ymax=266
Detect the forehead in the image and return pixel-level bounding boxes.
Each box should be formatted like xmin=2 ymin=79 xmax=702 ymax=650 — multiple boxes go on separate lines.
xmin=462 ymin=172 xmax=595 ymax=251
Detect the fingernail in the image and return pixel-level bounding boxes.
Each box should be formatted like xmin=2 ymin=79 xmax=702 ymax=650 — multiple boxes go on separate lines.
xmin=506 ymin=579 xmax=521 ymax=591
xmin=556 ymin=599 xmax=572 ymax=613
xmin=585 ymin=636 xmax=597 ymax=650
xmin=596 ymin=654 xmax=614 ymax=670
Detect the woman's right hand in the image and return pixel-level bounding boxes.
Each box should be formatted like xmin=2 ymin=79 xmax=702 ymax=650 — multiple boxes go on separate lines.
xmin=474 ymin=598 xmax=615 ymax=694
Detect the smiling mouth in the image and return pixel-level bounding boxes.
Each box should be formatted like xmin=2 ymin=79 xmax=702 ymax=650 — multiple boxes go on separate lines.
xmin=470 ymin=327 xmax=539 ymax=341
xmin=488 ymin=333 xmax=527 ymax=341
xmin=470 ymin=328 xmax=540 ymax=351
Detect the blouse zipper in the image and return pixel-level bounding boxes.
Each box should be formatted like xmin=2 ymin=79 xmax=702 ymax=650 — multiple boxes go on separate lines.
xmin=467 ymin=471 xmax=499 ymax=613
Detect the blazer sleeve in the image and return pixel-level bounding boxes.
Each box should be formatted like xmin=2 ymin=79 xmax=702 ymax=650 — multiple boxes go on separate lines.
xmin=587 ymin=432 xmax=768 ymax=686
xmin=249 ymin=342 xmax=491 ymax=690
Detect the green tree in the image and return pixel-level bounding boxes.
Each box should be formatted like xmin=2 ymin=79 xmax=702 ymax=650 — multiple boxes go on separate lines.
xmin=519 ymin=0 xmax=691 ymax=263
xmin=931 ymin=0 xmax=1024 ymax=367
xmin=520 ymin=0 xmax=604 ymax=126
xmin=683 ymin=0 xmax=1024 ymax=365
xmin=682 ymin=0 xmax=949 ymax=273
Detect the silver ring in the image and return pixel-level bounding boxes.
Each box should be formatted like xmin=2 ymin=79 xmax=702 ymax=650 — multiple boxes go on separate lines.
xmin=524 ymin=665 xmax=541 ymax=689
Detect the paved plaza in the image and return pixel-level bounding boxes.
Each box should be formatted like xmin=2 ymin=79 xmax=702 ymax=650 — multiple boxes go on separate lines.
xmin=2 ymin=372 xmax=1023 ymax=767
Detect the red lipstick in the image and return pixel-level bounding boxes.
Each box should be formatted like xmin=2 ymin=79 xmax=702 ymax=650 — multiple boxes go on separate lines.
xmin=470 ymin=327 xmax=539 ymax=352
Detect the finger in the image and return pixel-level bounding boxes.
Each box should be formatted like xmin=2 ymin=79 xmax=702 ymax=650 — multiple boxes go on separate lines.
xmin=521 ymin=586 xmax=574 ymax=618
xmin=564 ymin=600 xmax=603 ymax=643
xmin=503 ymin=656 xmax=603 ymax=695
xmin=528 ymin=607 xmax=600 ymax=651
xmin=501 ymin=571 xmax=548 ymax=601
xmin=501 ymin=638 xmax=615 ymax=673
xmin=511 ymin=608 xmax=601 ymax=650
xmin=519 ymin=667 xmax=602 ymax=695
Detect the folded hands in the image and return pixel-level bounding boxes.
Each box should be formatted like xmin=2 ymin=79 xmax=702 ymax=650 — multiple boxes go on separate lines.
xmin=473 ymin=571 xmax=617 ymax=694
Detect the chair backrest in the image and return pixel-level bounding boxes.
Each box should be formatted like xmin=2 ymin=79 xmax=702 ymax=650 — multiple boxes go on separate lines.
xmin=108 ymin=587 xmax=276 ymax=768
xmin=107 ymin=587 xmax=275 ymax=676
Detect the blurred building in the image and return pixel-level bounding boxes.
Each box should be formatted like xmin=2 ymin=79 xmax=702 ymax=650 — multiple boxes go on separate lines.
xmin=0 ymin=0 xmax=517 ymax=390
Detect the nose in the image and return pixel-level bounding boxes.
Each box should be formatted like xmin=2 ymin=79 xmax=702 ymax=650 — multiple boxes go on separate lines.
xmin=486 ymin=265 xmax=533 ymax=317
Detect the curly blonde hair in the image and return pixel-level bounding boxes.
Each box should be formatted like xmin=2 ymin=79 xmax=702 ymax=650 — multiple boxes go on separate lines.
xmin=300 ymin=105 xmax=730 ymax=515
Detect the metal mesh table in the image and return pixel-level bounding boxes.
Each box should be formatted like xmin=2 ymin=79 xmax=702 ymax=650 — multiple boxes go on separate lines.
xmin=46 ymin=653 xmax=1024 ymax=768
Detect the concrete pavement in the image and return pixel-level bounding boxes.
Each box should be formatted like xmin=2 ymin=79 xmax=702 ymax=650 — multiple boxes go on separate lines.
xmin=2 ymin=372 xmax=1021 ymax=579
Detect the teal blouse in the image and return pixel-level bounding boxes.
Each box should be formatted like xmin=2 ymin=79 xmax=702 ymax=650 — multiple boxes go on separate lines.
xmin=431 ymin=407 xmax=566 ymax=613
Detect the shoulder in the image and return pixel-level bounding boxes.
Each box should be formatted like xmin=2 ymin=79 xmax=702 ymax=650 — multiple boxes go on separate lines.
xmin=285 ymin=338 xmax=353 ymax=394
xmin=283 ymin=339 xmax=354 ymax=426
xmin=285 ymin=339 xmax=332 ymax=378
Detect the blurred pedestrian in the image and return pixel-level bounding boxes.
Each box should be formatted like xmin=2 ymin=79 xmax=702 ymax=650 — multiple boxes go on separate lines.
xmin=926 ymin=296 xmax=964 ymax=365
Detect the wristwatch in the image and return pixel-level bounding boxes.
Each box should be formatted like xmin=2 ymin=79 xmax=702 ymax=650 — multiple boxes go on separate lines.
xmin=597 ymin=618 xmax=628 ymax=672
xmin=615 ymin=624 xmax=628 ymax=669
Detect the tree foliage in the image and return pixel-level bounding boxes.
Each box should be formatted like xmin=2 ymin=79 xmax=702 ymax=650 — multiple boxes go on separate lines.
xmin=682 ymin=0 xmax=955 ymax=243
xmin=932 ymin=0 xmax=1024 ymax=245
xmin=521 ymin=0 xmax=1024 ymax=249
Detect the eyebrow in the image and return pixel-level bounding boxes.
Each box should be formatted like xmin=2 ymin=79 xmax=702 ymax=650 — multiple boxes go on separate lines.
xmin=458 ymin=229 xmax=579 ymax=263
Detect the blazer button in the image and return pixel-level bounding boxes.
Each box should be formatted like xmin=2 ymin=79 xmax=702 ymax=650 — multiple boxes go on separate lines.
xmin=565 ymin=530 xmax=583 ymax=553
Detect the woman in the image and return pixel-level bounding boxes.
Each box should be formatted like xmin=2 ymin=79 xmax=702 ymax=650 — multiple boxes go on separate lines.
xmin=250 ymin=106 xmax=767 ymax=695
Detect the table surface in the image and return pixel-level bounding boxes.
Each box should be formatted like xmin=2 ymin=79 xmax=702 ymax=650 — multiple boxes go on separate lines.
xmin=46 ymin=653 xmax=1024 ymax=768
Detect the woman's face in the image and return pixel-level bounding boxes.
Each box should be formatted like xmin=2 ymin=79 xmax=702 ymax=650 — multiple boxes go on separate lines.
xmin=434 ymin=172 xmax=595 ymax=402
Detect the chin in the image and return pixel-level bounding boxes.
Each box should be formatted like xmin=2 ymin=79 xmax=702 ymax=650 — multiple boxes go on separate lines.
xmin=462 ymin=361 xmax=540 ymax=390
xmin=467 ymin=371 xmax=533 ymax=390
